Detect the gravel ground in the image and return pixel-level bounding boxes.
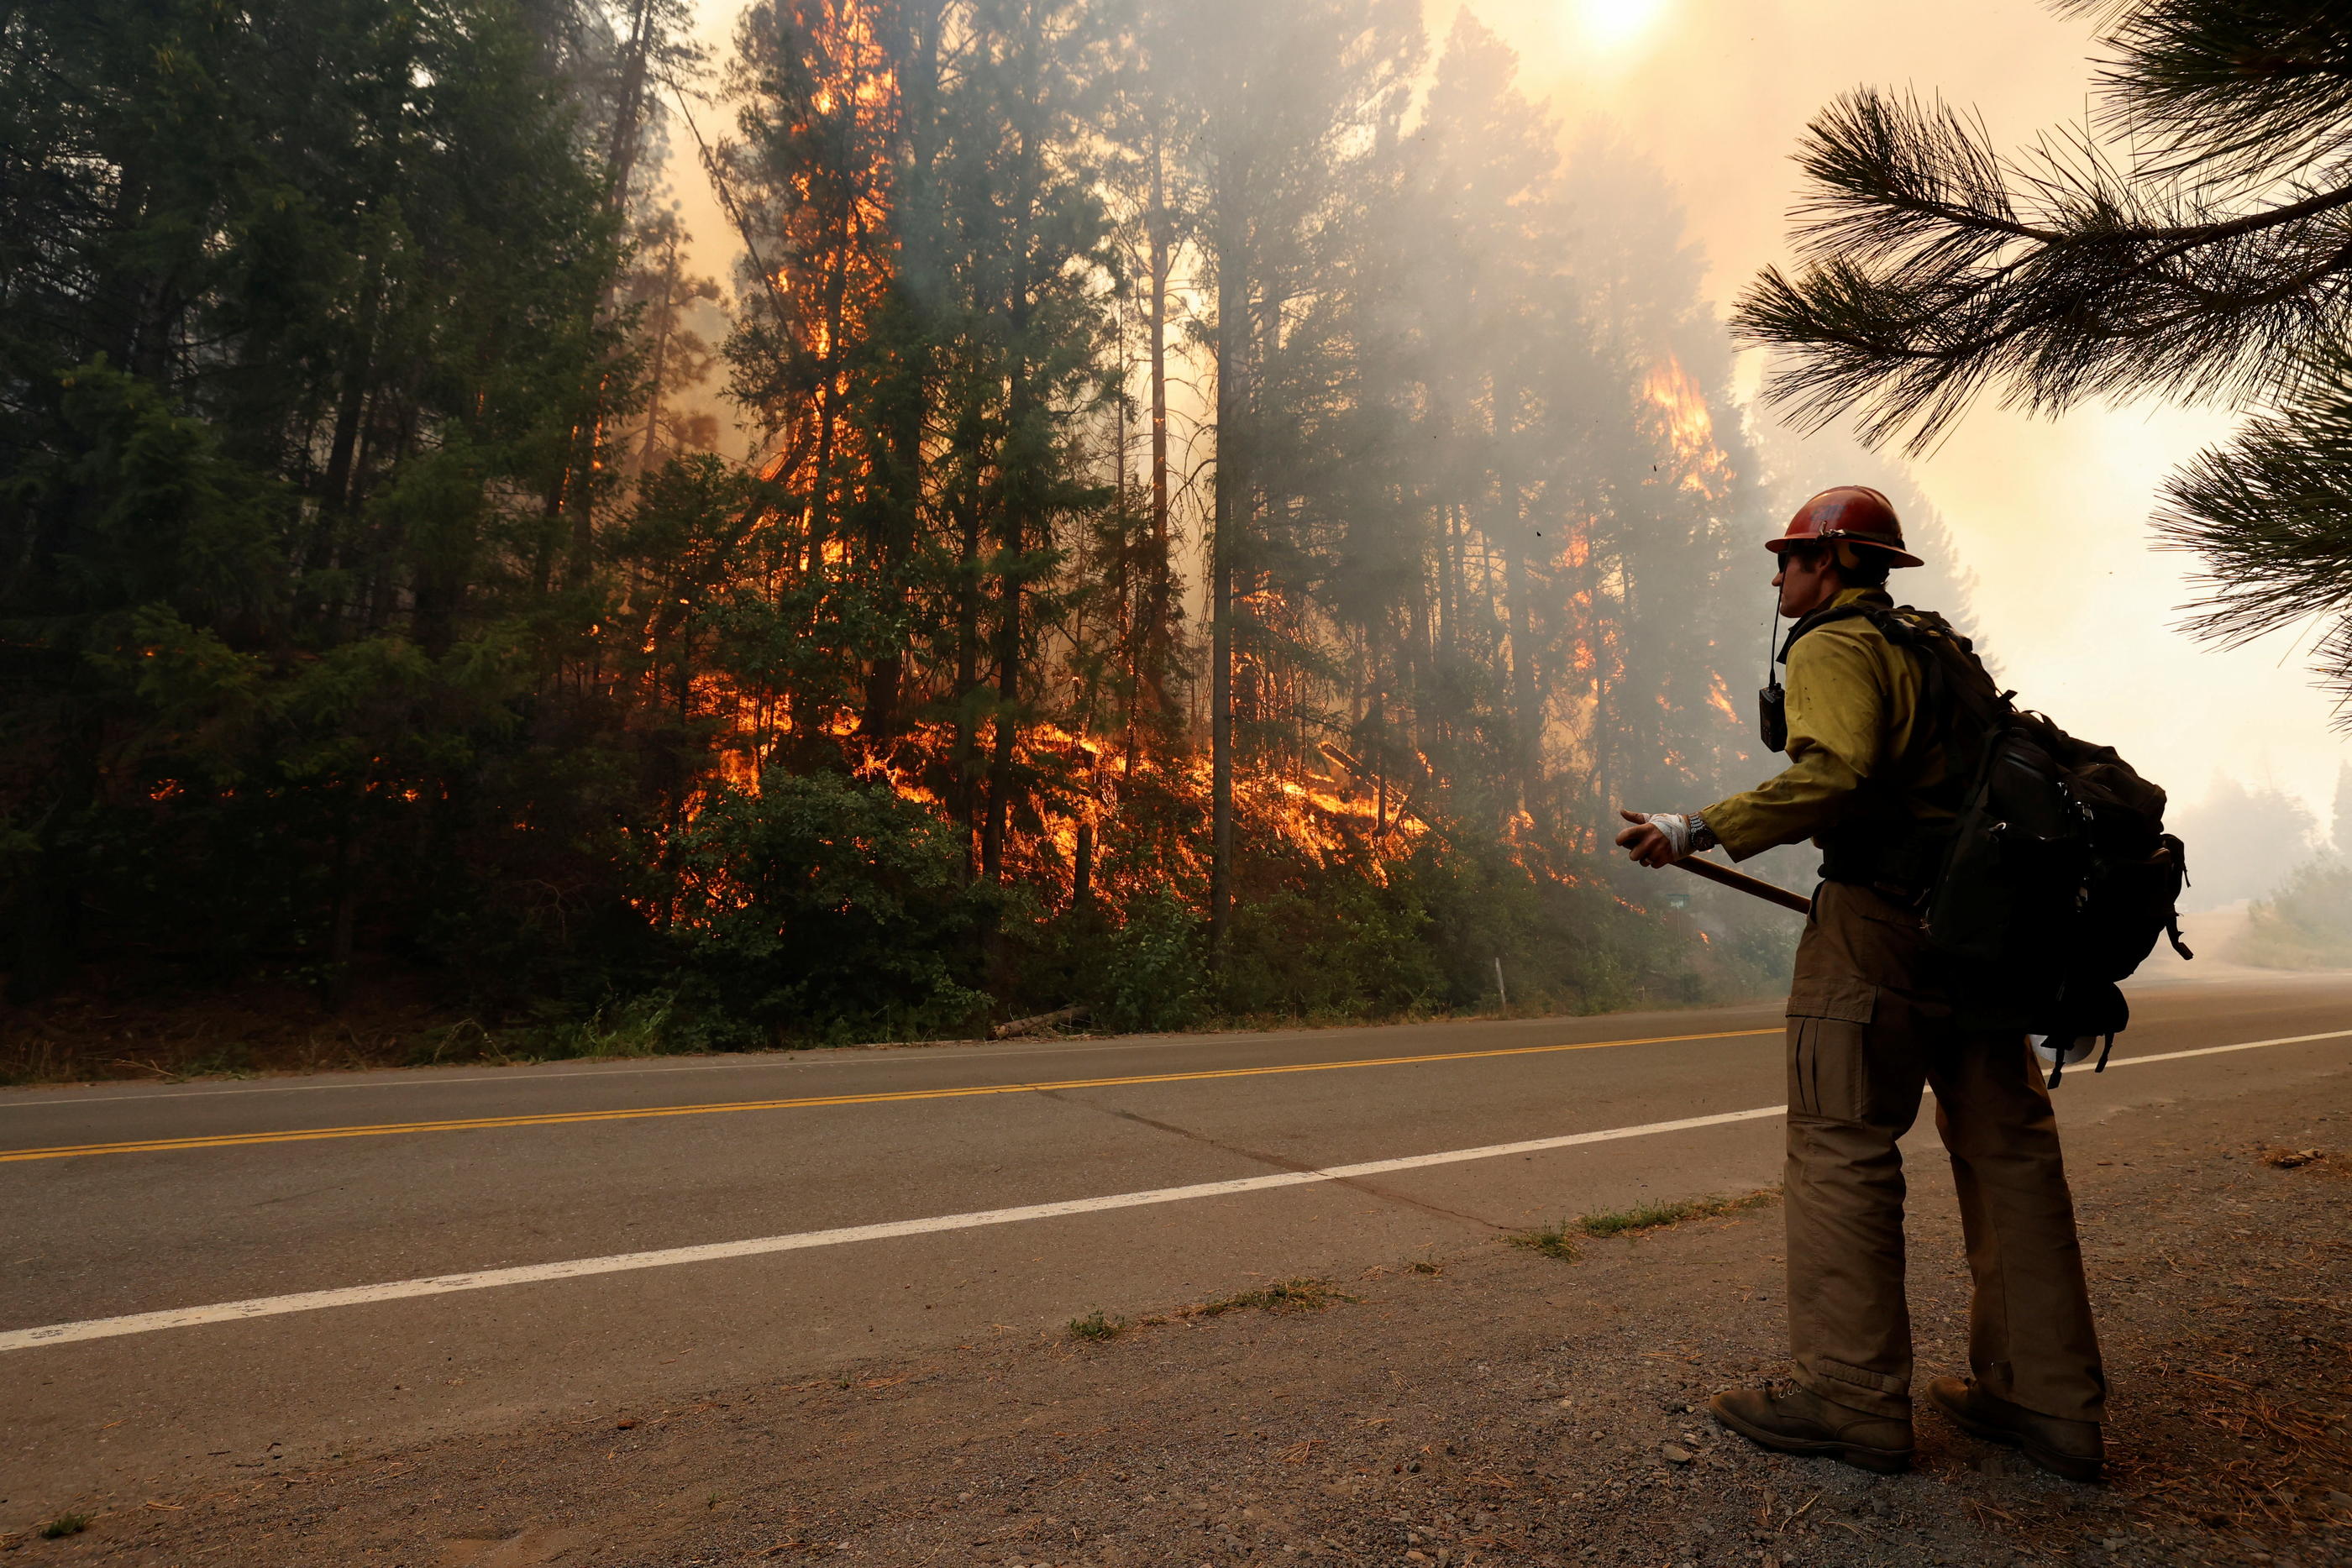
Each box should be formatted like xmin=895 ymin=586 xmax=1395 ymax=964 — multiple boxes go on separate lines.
xmin=10 ymin=1078 xmax=2348 ymax=1568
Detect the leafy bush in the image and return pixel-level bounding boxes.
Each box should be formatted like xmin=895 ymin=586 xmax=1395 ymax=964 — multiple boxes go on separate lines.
xmin=1086 ymin=891 xmax=1210 ymax=1032
xmin=663 ymin=771 xmax=990 ymax=1041
xmin=1216 ymin=871 xmax=1443 ymax=1019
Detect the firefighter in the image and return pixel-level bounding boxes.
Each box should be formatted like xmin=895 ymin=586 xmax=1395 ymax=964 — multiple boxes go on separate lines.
xmin=1614 ymin=486 xmax=2106 ymax=1481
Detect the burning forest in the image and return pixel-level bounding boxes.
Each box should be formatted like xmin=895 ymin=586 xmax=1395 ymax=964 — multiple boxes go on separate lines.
xmin=0 ymin=0 xmax=1970 ymax=1067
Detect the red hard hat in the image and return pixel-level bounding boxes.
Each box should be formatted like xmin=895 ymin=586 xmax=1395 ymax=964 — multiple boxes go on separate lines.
xmin=1767 ymin=485 xmax=1923 ymax=569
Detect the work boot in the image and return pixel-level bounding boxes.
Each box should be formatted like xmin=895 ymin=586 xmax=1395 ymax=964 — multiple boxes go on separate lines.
xmin=1927 ymin=1376 xmax=2103 ymax=1482
xmin=1707 ymin=1382 xmax=1914 ymax=1474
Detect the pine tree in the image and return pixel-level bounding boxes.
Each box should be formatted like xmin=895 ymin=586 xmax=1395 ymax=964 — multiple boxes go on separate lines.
xmin=1390 ymin=13 xmax=1564 ymax=827
xmin=617 ymin=213 xmax=725 ymax=480
xmin=1142 ymin=0 xmax=1420 ymax=952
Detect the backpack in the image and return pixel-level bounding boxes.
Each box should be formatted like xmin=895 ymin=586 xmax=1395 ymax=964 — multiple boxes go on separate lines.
xmin=1778 ymin=602 xmax=2192 ymax=1083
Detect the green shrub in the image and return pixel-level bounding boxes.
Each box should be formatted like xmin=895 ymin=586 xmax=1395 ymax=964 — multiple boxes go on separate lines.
xmin=2234 ymin=857 xmax=2352 ymax=970
xmin=1216 ymin=872 xmax=1443 ymax=1019
xmin=664 ymin=771 xmax=990 ymax=1042
xmin=1088 ymin=891 xmax=1209 ymax=1032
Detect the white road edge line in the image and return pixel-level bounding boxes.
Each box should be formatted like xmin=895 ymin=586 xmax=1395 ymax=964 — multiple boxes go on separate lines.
xmin=4 ymin=1025 xmax=2343 ymax=1354
xmin=2098 ymin=1028 xmax=2352 ymax=1069
xmin=0 ymin=1106 xmax=1786 ymax=1352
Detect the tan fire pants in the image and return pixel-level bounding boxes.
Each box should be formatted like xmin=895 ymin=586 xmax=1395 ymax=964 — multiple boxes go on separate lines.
xmin=1782 ymin=880 xmax=2106 ymax=1425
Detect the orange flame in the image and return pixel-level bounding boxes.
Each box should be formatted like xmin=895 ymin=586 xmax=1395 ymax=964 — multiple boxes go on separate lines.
xmin=1643 ymin=356 xmax=1714 ymax=458
xmin=1707 ymin=673 xmax=1740 ymax=725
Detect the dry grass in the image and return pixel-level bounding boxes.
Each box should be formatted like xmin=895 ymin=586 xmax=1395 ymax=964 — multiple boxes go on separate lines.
xmin=1185 ymin=1278 xmax=1361 ymax=1318
xmin=1092 ymin=1277 xmax=1367 ymax=1338
xmin=1503 ymin=1220 xmax=1582 ymax=1262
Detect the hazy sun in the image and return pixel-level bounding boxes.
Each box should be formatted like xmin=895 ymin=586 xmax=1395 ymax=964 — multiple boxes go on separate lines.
xmin=1575 ymin=0 xmax=1672 ymax=51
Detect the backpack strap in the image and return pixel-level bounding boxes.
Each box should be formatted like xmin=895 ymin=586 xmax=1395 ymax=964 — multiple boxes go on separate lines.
xmin=1781 ymin=601 xmax=1974 ymax=826
xmin=2165 ymin=912 xmax=2194 ymax=962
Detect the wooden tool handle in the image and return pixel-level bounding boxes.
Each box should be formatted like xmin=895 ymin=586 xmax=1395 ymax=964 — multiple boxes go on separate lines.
xmin=1669 ymin=854 xmax=1814 ymax=915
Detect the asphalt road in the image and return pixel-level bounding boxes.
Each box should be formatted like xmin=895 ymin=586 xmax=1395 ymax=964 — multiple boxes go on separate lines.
xmin=3 ymin=968 xmax=2348 ymax=1527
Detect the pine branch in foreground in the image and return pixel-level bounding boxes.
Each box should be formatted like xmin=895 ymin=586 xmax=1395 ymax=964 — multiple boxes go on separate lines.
xmin=1735 ymin=3 xmax=2352 ymax=454
xmin=1735 ymin=81 xmax=2352 ymax=454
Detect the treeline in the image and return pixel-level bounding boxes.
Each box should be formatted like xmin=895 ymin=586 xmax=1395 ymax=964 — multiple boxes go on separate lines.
xmin=0 ymin=0 xmax=1929 ymax=1056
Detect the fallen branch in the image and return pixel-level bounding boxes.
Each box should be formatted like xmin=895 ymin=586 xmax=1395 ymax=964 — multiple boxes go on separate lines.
xmin=990 ymin=1004 xmax=1089 ymax=1041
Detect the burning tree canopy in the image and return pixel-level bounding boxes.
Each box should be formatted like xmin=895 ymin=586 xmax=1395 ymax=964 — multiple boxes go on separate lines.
xmin=0 ymin=0 xmax=1977 ymax=1052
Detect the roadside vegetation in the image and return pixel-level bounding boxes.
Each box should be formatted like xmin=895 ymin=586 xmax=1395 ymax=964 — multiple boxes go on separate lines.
xmin=1066 ymin=1278 xmax=1361 ymax=1345
xmin=2234 ymin=857 xmax=2352 ymax=972
xmin=1508 ymin=1189 xmax=1779 ymax=1261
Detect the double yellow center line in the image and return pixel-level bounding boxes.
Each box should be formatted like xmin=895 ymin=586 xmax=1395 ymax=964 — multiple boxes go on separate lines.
xmin=1 ymin=1026 xmax=1778 ymax=1163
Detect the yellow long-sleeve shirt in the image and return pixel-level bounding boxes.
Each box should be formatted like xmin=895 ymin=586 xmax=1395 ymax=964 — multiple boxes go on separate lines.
xmin=1701 ymin=588 xmax=1955 ymax=863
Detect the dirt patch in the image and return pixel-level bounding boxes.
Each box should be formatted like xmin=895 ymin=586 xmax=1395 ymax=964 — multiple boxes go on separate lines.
xmin=13 ymin=1097 xmax=2349 ymax=1567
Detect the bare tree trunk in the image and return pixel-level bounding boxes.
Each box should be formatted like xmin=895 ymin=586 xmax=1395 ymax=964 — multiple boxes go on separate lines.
xmin=1209 ymin=191 xmax=1246 ymax=959
xmin=951 ymin=433 xmax=984 ymax=878
xmin=1143 ymin=128 xmax=1173 ymax=738
xmin=311 ymin=267 xmax=381 ymax=626
xmin=806 ymin=209 xmax=856 ymax=580
xmin=982 ymin=123 xmax=1037 ymax=888
xmin=636 ymin=231 xmax=679 ymax=474
xmin=602 ymin=0 xmax=657 ymax=216
xmin=859 ymin=0 xmax=944 ymax=743
xmin=1499 ymin=479 xmax=1543 ymax=827
xmin=1408 ymin=544 xmax=1431 ymax=751
xmin=564 ymin=0 xmax=656 ymax=587
xmin=1111 ymin=285 xmax=1132 ymax=758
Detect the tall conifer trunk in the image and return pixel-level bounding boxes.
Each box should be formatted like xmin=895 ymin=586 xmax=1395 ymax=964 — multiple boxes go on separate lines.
xmin=1499 ymin=473 xmax=1543 ymax=826
xmin=1145 ymin=129 xmax=1173 ymax=732
xmin=1210 ymin=189 xmax=1245 ymax=957
xmin=564 ymin=0 xmax=657 ymax=588
xmin=860 ymin=2 xmax=943 ymax=743
xmin=636 ymin=231 xmax=679 ymax=473
xmin=953 ymin=473 xmax=984 ymax=874
xmin=983 ymin=85 xmax=1041 ymax=889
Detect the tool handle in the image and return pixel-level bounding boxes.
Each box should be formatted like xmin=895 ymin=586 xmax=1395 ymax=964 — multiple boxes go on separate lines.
xmin=1669 ymin=855 xmax=1814 ymax=915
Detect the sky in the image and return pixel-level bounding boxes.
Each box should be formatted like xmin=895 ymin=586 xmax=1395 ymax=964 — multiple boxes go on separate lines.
xmin=664 ymin=0 xmax=2352 ymax=839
